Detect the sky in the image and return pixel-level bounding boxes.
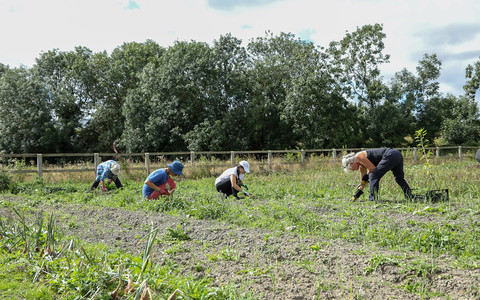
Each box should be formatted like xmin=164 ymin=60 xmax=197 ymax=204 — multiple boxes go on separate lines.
xmin=1 ymin=0 xmax=480 ymax=97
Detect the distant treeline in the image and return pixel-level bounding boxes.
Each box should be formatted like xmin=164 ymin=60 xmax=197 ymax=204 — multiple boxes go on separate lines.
xmin=1 ymin=24 xmax=480 ymax=154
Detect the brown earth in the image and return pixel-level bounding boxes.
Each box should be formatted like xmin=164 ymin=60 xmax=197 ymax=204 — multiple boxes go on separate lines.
xmin=1 ymin=195 xmax=479 ymax=299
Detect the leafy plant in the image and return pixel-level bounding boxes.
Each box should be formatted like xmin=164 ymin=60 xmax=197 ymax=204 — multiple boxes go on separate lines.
xmin=165 ymin=225 xmax=191 ymax=241
xmin=415 ymin=128 xmax=432 ymax=174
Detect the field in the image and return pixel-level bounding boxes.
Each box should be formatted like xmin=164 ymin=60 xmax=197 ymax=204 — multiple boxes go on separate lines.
xmin=1 ymin=158 xmax=480 ymax=299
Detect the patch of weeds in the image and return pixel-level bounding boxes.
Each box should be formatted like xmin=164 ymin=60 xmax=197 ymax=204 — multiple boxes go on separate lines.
xmin=165 ymin=242 xmax=190 ymax=255
xmin=296 ymin=258 xmax=318 ymax=274
xmin=165 ymin=225 xmax=191 ymax=241
xmin=220 ymin=247 xmax=238 ymax=261
xmin=206 ymin=253 xmax=219 ymax=262
xmin=364 ymin=254 xmax=400 ymax=275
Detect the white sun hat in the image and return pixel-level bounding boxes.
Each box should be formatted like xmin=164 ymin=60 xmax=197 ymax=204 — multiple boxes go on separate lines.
xmin=110 ymin=162 xmax=121 ymax=175
xmin=239 ymin=160 xmax=250 ymax=173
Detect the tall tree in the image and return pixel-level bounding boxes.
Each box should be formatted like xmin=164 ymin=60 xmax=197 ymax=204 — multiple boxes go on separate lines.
xmin=282 ymin=72 xmax=359 ymax=148
xmin=184 ymin=34 xmax=250 ymax=151
xmin=246 ymin=32 xmax=319 ymax=149
xmin=33 ymin=47 xmax=98 ymax=152
xmin=122 ymin=40 xmax=217 ymax=152
xmin=441 ymin=95 xmax=480 ymax=144
xmin=464 ymin=57 xmax=480 ymax=100
xmin=327 ymin=24 xmax=390 ymax=110
xmin=0 ymin=67 xmax=56 ymax=153
xmin=82 ymin=41 xmax=165 ymax=152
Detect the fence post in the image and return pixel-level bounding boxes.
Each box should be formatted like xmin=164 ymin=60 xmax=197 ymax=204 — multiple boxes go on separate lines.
xmin=413 ymin=147 xmax=418 ymax=164
xmin=332 ymin=149 xmax=337 ymax=162
xmin=301 ymin=150 xmax=305 ymax=167
xmin=458 ymin=146 xmax=462 ymax=162
xmin=145 ymin=153 xmax=150 ymax=175
xmin=268 ymin=150 xmax=272 ymax=170
xmin=230 ymin=151 xmax=235 ymax=167
xmin=436 ymin=147 xmax=440 ymax=159
xmin=94 ymin=153 xmax=100 ymax=168
xmin=190 ymin=151 xmax=195 ymax=167
xmin=37 ymin=154 xmax=43 ymax=178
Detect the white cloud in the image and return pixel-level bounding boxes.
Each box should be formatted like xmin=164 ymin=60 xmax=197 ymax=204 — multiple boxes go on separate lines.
xmin=1 ymin=0 xmax=480 ymax=96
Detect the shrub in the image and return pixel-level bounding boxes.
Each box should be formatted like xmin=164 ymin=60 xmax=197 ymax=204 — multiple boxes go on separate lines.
xmin=0 ymin=172 xmax=13 ymax=192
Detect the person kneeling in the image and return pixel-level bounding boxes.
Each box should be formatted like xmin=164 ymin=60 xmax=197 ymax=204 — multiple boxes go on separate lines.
xmin=143 ymin=160 xmax=184 ymax=200
xmin=215 ymin=161 xmax=250 ymax=200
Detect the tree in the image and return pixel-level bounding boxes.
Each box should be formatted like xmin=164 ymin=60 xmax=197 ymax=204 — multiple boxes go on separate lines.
xmin=386 ymin=54 xmax=443 ymax=144
xmin=82 ymin=41 xmax=165 ymax=152
xmin=441 ymin=95 xmax=480 ymax=144
xmin=246 ymin=32 xmax=320 ymax=149
xmin=122 ymin=40 xmax=218 ymax=152
xmin=33 ymin=47 xmax=99 ymax=152
xmin=184 ymin=34 xmax=250 ymax=151
xmin=327 ymin=24 xmax=390 ymax=110
xmin=0 ymin=67 xmax=56 ymax=153
xmin=282 ymin=72 xmax=359 ymax=148
xmin=464 ymin=57 xmax=480 ymax=100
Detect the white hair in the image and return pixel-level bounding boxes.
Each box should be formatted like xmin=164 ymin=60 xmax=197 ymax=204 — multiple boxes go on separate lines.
xmin=341 ymin=153 xmax=357 ymax=172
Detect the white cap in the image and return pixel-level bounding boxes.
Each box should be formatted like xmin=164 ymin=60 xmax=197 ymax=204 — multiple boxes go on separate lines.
xmin=110 ymin=162 xmax=121 ymax=175
xmin=239 ymin=160 xmax=250 ymax=173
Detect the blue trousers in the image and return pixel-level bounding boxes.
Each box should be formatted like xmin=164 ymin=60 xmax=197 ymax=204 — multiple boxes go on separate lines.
xmin=368 ymin=149 xmax=411 ymax=201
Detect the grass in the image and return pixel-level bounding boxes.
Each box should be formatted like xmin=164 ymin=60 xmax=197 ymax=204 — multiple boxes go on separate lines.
xmin=1 ymin=158 xmax=480 ymax=298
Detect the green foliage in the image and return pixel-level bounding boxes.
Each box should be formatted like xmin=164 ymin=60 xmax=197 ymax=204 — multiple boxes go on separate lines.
xmin=441 ymin=95 xmax=480 ymax=145
xmin=0 ymin=209 xmax=243 ymax=299
xmin=2 ymin=31 xmax=480 ymax=154
xmin=0 ymin=172 xmax=12 ymax=192
xmin=464 ymin=57 xmax=480 ymax=99
xmin=415 ymin=128 xmax=432 ymax=174
xmin=0 ymin=67 xmax=57 ymax=153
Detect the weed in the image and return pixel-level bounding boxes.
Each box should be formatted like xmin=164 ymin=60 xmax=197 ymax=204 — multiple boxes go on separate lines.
xmin=165 ymin=225 xmax=191 ymax=241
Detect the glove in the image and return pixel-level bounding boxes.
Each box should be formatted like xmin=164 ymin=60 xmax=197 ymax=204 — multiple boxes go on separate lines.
xmin=351 ymin=185 xmax=363 ymax=201
xmin=361 ymin=173 xmax=369 ymax=185
xmin=242 ymin=184 xmax=249 ymax=190
xmin=243 ymin=191 xmax=250 ymax=197
xmin=101 ymin=186 xmax=107 ymax=192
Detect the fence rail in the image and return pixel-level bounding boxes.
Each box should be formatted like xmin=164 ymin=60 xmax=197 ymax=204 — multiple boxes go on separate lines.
xmin=1 ymin=146 xmax=478 ymax=178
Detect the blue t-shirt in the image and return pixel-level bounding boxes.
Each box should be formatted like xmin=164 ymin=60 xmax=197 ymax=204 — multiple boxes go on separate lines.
xmin=143 ymin=169 xmax=168 ymax=198
xmin=95 ymin=160 xmax=117 ymax=181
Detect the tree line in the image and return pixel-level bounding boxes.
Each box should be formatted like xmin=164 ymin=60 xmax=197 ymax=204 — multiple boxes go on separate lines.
xmin=1 ymin=24 xmax=480 ymax=154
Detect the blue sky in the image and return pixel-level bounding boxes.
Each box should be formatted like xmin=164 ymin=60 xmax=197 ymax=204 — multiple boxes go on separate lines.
xmin=1 ymin=0 xmax=480 ymax=96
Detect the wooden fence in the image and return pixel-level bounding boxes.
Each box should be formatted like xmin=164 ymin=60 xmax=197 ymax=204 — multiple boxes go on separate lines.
xmin=0 ymin=146 xmax=478 ymax=178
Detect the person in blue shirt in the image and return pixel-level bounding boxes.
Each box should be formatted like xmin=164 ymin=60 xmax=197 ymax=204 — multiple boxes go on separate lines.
xmin=342 ymin=148 xmax=413 ymax=201
xmin=89 ymin=160 xmax=123 ymax=192
xmin=143 ymin=160 xmax=184 ymax=199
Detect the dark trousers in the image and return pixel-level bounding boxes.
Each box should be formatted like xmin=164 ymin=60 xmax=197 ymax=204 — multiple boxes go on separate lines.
xmin=215 ymin=177 xmax=240 ymax=199
xmin=90 ymin=177 xmax=123 ymax=190
xmin=368 ymin=149 xmax=411 ymax=201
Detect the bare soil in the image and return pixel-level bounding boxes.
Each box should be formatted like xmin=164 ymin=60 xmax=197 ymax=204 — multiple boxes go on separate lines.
xmin=1 ymin=195 xmax=479 ymax=299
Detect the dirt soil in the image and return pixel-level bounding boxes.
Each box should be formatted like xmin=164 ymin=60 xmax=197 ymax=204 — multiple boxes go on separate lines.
xmin=1 ymin=195 xmax=479 ymax=299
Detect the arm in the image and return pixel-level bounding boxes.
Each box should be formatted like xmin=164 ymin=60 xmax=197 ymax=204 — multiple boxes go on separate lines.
xmin=144 ymin=179 xmax=164 ymax=194
xmin=230 ymin=174 xmax=243 ymax=192
xmin=355 ymin=151 xmax=376 ymax=173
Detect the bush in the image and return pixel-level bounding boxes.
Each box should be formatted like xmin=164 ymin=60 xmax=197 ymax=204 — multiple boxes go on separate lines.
xmin=0 ymin=172 xmax=12 ymax=192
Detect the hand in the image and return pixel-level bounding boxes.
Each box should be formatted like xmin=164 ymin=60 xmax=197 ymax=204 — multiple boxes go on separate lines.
xmin=243 ymin=191 xmax=250 ymax=197
xmin=101 ymin=186 xmax=107 ymax=192
xmin=352 ymin=185 xmax=363 ymax=201
xmin=242 ymin=184 xmax=248 ymax=190
xmin=361 ymin=173 xmax=369 ymax=185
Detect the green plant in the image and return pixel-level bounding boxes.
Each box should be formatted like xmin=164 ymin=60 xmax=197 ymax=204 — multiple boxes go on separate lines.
xmin=0 ymin=172 xmax=13 ymax=192
xmin=415 ymin=128 xmax=432 ymax=174
xmin=165 ymin=225 xmax=191 ymax=241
